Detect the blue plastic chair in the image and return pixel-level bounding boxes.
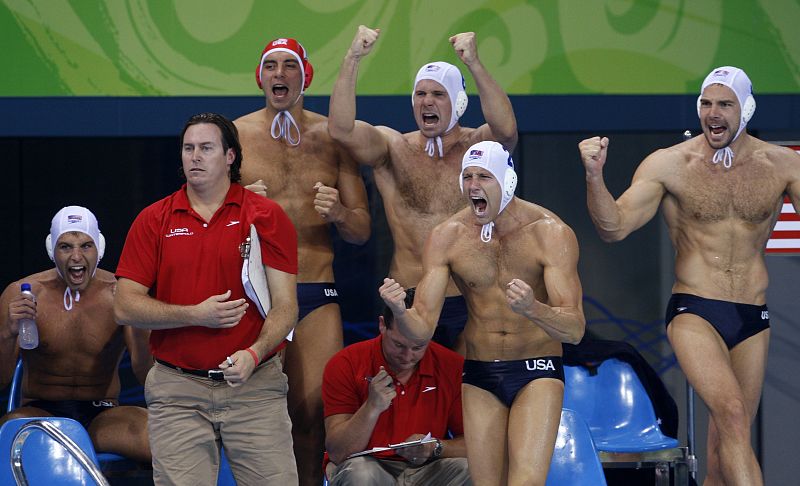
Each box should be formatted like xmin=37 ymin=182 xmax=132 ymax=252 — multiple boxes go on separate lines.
xmin=218 ymin=447 xmax=236 ymax=485
xmin=546 ymin=408 xmax=607 ymax=486
xmin=0 ymin=417 xmax=107 ymax=485
xmin=6 ymin=357 xmax=138 ymax=471
xmin=564 ymin=358 xmax=679 ymax=453
xmin=5 ymin=357 xmax=23 ymax=412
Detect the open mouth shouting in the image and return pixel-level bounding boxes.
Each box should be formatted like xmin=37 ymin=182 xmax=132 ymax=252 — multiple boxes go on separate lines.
xmin=272 ymin=83 xmax=289 ymax=99
xmin=471 ymin=196 xmax=488 ymax=217
xmin=67 ymin=265 xmax=87 ymax=286
xmin=422 ymin=112 xmax=439 ymax=128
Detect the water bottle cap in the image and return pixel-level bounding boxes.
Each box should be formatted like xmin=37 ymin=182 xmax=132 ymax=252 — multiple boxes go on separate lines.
xmin=21 ymin=283 xmax=31 ymax=292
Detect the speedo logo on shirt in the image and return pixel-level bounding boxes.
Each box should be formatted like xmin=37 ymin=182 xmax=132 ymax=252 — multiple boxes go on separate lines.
xmin=165 ymin=227 xmax=194 ymax=238
xmin=525 ymin=359 xmax=555 ymax=371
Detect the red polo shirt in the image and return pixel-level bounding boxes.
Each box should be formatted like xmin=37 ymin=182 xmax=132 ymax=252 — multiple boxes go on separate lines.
xmin=322 ymin=334 xmax=464 ymax=462
xmin=116 ymin=183 xmax=297 ymax=369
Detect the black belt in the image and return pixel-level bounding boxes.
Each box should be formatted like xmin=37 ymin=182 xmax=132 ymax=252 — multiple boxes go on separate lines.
xmin=156 ymin=359 xmax=227 ymax=381
xmin=156 ymin=353 xmax=277 ymax=382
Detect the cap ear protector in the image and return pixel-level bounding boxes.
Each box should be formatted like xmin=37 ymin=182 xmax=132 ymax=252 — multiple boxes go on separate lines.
xmin=454 ymin=87 xmax=468 ymax=119
xmin=503 ymin=166 xmax=517 ymax=199
xmin=255 ymin=38 xmax=314 ymax=92
xmin=46 ymin=232 xmax=106 ymax=262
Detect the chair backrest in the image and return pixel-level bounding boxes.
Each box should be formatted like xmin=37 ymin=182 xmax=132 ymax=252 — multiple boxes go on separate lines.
xmin=0 ymin=417 xmax=105 ymax=485
xmin=546 ymin=408 xmax=606 ymax=486
xmin=564 ymin=359 xmax=679 ymax=453
xmin=6 ymin=358 xmax=23 ymax=413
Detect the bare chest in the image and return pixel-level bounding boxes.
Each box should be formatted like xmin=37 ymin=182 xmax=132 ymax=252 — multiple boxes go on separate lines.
xmin=239 ymin=130 xmax=340 ymax=210
xmin=671 ymin=164 xmax=784 ymax=224
xmin=34 ymin=297 xmax=123 ymax=359
xmin=450 ymin=233 xmax=545 ymax=294
xmin=388 ymin=156 xmax=466 ymax=216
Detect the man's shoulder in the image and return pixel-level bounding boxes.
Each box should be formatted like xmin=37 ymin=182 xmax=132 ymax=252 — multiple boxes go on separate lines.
xmin=234 ymin=109 xmax=264 ymax=126
xmin=325 ymin=338 xmax=375 ymax=373
xmin=2 ymin=269 xmax=57 ymax=296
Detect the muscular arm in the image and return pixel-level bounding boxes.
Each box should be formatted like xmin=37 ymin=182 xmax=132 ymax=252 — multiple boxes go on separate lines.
xmin=113 ymin=278 xmax=247 ymax=330
xmin=328 ymin=25 xmax=393 ymax=167
xmin=0 ymin=283 xmax=22 ymax=387
xmin=330 ymin=155 xmax=371 ymax=244
xmin=123 ymin=325 xmax=152 ymax=385
xmin=579 ymin=137 xmax=666 ymax=242
xmin=783 ymin=146 xmax=800 ymax=214
xmin=452 ymin=32 xmax=518 ymax=151
xmin=381 ymin=226 xmax=452 ymax=342
xmin=508 ymin=223 xmax=585 ymax=344
xmin=246 ymin=266 xmax=297 ymax=362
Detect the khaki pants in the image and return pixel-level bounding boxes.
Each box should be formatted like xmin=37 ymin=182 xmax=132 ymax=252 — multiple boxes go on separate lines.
xmin=145 ymin=357 xmax=298 ymax=486
xmin=328 ymin=456 xmax=472 ymax=486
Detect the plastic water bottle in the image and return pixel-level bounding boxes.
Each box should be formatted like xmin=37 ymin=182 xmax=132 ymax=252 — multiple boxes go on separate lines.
xmin=19 ymin=283 xmax=39 ymax=349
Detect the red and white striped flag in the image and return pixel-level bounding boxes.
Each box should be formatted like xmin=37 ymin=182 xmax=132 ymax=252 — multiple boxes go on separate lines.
xmin=766 ymin=144 xmax=800 ymax=254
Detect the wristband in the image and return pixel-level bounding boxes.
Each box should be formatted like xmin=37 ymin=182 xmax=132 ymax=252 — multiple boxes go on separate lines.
xmin=245 ymin=347 xmax=259 ymax=366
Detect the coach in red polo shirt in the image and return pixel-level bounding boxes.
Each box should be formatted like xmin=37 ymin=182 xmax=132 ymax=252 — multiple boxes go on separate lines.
xmin=115 ymin=112 xmax=299 ymax=485
xmin=322 ymin=290 xmax=471 ymax=485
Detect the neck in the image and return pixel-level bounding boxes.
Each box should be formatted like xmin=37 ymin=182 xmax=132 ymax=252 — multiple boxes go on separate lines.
xmin=265 ymin=99 xmax=304 ymax=120
xmin=187 ymin=180 xmax=230 ymax=219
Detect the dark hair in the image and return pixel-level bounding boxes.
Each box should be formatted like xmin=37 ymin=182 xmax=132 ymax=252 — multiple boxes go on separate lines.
xmin=180 ymin=112 xmax=242 ymax=183
xmin=381 ymin=288 xmax=416 ymax=329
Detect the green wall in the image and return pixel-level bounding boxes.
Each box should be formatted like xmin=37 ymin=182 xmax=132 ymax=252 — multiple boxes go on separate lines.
xmin=1 ymin=0 xmax=799 ymax=96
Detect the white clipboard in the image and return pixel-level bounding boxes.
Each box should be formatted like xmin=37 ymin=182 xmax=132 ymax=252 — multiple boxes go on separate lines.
xmin=241 ymin=224 xmax=294 ymax=341
xmin=346 ymin=433 xmax=435 ymax=459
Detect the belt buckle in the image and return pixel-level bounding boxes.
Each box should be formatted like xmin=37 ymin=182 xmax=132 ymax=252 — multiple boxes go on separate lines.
xmin=208 ymin=369 xmax=225 ymax=381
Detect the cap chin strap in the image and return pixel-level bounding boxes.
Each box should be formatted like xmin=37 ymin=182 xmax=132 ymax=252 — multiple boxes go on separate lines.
xmin=53 ymin=264 xmax=97 ymax=311
xmin=480 ymin=222 xmax=494 ymax=243
xmin=712 ymin=147 xmax=734 ymax=169
xmin=424 ymin=137 xmax=444 ymax=158
xmin=271 ymin=111 xmax=300 ymax=146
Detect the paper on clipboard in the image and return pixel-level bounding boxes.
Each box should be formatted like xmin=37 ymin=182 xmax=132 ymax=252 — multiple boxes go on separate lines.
xmin=346 ymin=433 xmax=435 ymax=459
xmin=241 ymin=224 xmax=294 ymax=341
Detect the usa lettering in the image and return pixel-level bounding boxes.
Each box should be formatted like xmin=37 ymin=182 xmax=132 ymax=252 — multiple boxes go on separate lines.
xmin=525 ymin=359 xmax=555 ymax=371
xmin=324 ymin=289 xmax=338 ymax=297
xmin=761 ymin=311 xmax=769 ymax=320
xmin=165 ymin=227 xmax=194 ymax=238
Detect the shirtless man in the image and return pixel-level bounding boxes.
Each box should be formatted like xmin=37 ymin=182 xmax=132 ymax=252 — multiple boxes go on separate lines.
xmin=579 ymin=66 xmax=800 ymax=486
xmin=234 ymin=37 xmax=371 ymax=486
xmin=329 ymin=26 xmax=518 ymax=353
xmin=381 ymin=141 xmax=585 ymax=485
xmin=0 ymin=206 xmax=151 ymax=462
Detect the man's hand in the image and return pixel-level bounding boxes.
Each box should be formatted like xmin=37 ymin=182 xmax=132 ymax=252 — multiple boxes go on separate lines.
xmin=192 ymin=290 xmax=247 ymax=328
xmin=379 ymin=278 xmax=407 ymax=317
xmin=506 ymin=279 xmax=537 ymax=318
xmin=579 ymin=136 xmax=609 ymax=177
xmin=395 ymin=433 xmax=436 ymax=466
xmin=4 ymin=291 xmax=36 ymax=338
xmin=313 ymin=182 xmax=345 ymax=223
xmin=449 ymin=32 xmax=479 ymax=66
xmin=244 ymin=179 xmax=267 ymax=198
xmin=219 ymin=349 xmax=257 ymax=387
xmin=348 ymin=25 xmax=380 ymax=60
xmin=365 ymin=366 xmax=396 ymax=413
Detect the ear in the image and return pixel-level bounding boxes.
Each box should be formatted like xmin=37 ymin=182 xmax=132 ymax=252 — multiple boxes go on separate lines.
xmin=226 ymin=147 xmax=236 ymax=166
xmin=378 ymin=315 xmax=386 ymax=333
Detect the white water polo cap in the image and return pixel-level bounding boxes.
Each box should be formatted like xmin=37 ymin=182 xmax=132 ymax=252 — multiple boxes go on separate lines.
xmin=459 ymin=141 xmax=517 ymax=243
xmin=697 ymin=66 xmax=756 ymax=168
xmin=45 ymin=206 xmax=105 ymax=310
xmin=412 ymin=61 xmax=468 ymax=157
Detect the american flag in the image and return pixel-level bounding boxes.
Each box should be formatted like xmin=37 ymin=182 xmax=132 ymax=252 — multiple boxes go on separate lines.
xmin=766 ymin=144 xmax=800 ymax=254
